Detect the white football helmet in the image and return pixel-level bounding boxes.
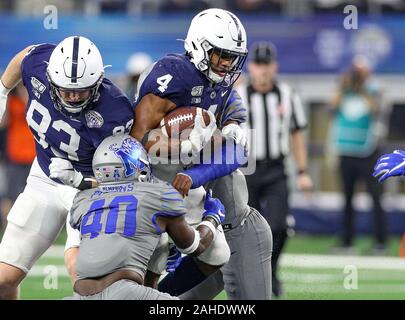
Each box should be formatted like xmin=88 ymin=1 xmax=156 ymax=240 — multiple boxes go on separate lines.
xmin=46 ymin=36 xmax=104 ymax=117
xmin=184 ymin=8 xmax=248 ymax=87
xmin=92 ymin=134 xmax=152 ymax=185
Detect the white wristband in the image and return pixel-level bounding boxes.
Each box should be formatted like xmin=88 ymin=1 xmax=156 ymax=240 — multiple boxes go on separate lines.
xmin=178 ymin=228 xmax=200 ymax=255
xmin=198 ymin=220 xmax=217 ymax=241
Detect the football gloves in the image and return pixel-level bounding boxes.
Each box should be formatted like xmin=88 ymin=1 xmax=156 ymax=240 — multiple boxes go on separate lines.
xmin=180 ymin=110 xmax=217 ymax=156
xmin=202 ymin=189 xmax=225 ymax=225
xmin=222 ymin=123 xmax=248 ymax=151
xmin=166 ymin=243 xmax=182 ymax=273
xmin=49 ymin=157 xmax=83 ymax=188
xmin=373 ymin=150 xmax=405 ymax=183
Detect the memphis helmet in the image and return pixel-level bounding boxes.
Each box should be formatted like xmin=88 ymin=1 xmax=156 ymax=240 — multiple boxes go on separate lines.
xmin=92 ymin=134 xmax=152 ymax=184
xmin=184 ymin=8 xmax=248 ymax=87
xmin=46 ymin=36 xmax=105 ymax=117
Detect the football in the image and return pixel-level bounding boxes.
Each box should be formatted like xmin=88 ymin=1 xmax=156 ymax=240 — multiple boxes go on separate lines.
xmin=159 ymin=106 xmax=211 ymax=138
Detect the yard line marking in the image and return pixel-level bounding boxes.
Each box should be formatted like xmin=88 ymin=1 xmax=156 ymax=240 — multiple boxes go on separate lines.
xmin=284 ymin=283 xmax=405 ymax=293
xmin=280 ymin=254 xmax=405 ymax=270
xmin=281 ymin=271 xmax=405 ymax=283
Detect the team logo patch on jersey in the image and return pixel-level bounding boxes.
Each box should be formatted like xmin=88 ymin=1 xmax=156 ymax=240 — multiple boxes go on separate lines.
xmin=191 ymin=97 xmax=201 ymax=104
xmin=30 ymin=77 xmax=46 ymax=95
xmin=191 ymin=86 xmax=204 ymax=97
xmin=210 ymin=91 xmax=217 ymax=99
xmin=85 ymin=111 xmax=104 ymax=128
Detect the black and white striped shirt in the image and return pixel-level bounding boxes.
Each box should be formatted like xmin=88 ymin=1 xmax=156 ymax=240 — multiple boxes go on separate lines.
xmin=236 ymin=81 xmax=307 ymax=161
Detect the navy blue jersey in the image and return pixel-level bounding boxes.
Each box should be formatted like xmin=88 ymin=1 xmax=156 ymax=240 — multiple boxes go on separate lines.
xmin=136 ymin=54 xmax=246 ymax=127
xmin=21 ymin=44 xmax=134 ymax=178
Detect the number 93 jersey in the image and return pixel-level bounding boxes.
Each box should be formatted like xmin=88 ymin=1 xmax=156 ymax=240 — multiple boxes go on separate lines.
xmin=136 ymin=53 xmax=247 ymax=127
xmin=21 ymin=44 xmax=135 ymax=178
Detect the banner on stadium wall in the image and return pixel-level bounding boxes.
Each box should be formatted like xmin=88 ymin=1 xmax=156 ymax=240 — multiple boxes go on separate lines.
xmin=0 ymin=14 xmax=403 ymax=74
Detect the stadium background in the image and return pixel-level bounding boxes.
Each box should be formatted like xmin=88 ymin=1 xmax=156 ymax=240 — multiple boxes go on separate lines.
xmin=1 ymin=0 xmax=405 ymax=300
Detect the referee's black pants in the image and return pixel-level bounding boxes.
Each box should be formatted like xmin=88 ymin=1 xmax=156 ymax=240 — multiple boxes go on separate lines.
xmin=339 ymin=150 xmax=387 ymax=247
xmin=245 ymin=160 xmax=288 ymax=295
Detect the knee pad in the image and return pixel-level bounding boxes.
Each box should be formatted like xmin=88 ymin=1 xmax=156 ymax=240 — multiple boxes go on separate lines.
xmin=197 ymin=225 xmax=230 ymax=266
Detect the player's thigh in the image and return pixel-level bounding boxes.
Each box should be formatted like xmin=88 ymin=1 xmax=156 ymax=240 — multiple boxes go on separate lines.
xmin=0 ymin=177 xmax=68 ymax=273
xmin=222 ymin=209 xmax=272 ymax=300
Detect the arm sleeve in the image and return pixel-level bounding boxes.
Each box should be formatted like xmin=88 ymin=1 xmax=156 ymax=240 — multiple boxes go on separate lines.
xmin=182 ymin=142 xmax=248 ymax=189
xmin=220 ymin=89 xmax=248 ymax=127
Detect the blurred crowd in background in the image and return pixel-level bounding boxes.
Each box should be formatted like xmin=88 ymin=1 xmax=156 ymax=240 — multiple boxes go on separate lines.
xmin=0 ymin=0 xmax=404 ymax=16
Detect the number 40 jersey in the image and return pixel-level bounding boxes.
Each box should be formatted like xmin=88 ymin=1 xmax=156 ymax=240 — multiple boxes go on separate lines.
xmin=70 ymin=180 xmax=186 ymax=280
xmin=21 ymin=44 xmax=135 ymax=178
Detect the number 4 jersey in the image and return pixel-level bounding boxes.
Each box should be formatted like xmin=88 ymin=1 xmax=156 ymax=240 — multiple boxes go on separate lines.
xmin=21 ymin=44 xmax=135 ymax=178
xmin=69 ymin=180 xmax=186 ymax=280
xmin=136 ymin=53 xmax=247 ymax=127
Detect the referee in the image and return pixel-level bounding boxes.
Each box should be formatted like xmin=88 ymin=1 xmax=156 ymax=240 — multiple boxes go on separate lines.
xmin=236 ymin=42 xmax=313 ymax=297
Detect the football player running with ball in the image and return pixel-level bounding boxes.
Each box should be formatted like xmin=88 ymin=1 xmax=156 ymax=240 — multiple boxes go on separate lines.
xmin=131 ymin=8 xmax=273 ymax=300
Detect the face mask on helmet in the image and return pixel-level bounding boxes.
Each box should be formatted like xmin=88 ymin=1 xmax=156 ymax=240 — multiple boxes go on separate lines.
xmin=93 ymin=135 xmax=152 ymax=185
xmin=184 ymin=8 xmax=248 ymax=88
xmin=204 ymin=42 xmax=247 ymax=87
xmin=47 ymin=74 xmax=103 ymax=118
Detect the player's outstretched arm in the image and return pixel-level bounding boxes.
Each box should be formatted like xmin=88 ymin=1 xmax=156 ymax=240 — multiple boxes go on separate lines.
xmin=0 ymin=45 xmax=34 ymax=121
xmin=172 ymin=140 xmax=247 ymax=197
